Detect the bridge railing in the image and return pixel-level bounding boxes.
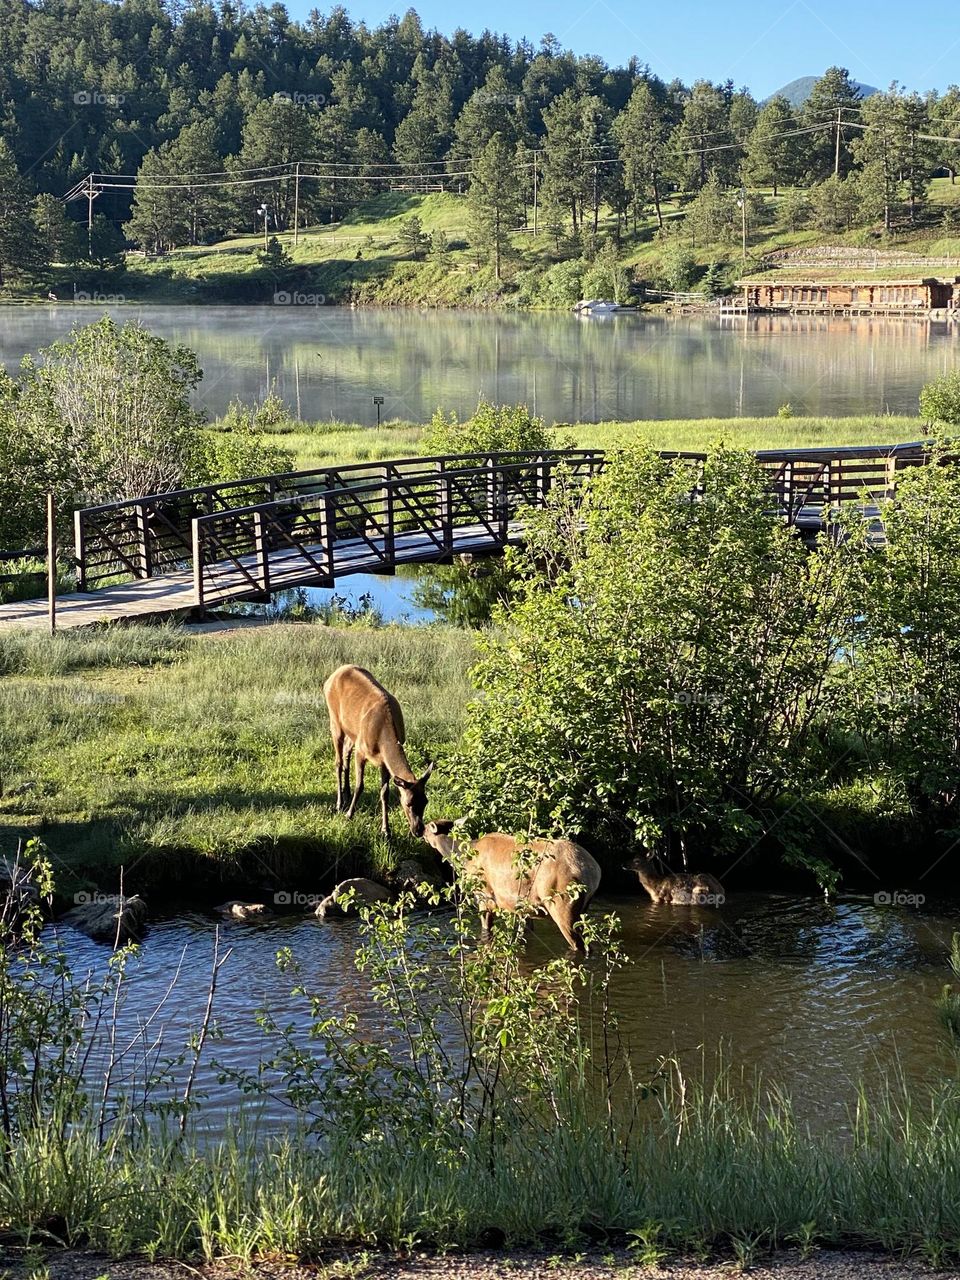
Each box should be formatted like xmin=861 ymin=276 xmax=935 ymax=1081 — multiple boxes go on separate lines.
xmin=191 ymin=452 xmax=606 ymax=608
xmin=74 ymin=442 xmax=935 ymax=602
xmin=73 ymin=451 xmax=597 ymax=591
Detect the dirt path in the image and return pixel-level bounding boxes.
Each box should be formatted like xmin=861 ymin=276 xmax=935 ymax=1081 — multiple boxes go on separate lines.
xmin=1 ymin=1248 xmax=957 ymax=1280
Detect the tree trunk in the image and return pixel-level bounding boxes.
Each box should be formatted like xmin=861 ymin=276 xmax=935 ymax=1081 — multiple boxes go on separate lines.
xmin=652 ymin=176 xmax=663 ymax=229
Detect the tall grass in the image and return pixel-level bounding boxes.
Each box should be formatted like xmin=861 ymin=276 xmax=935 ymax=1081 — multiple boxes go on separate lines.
xmin=0 ymin=624 xmax=474 ymax=893
xmin=260 ymin=414 xmax=925 ymax=472
xmin=3 ymin=1070 xmax=960 ymax=1260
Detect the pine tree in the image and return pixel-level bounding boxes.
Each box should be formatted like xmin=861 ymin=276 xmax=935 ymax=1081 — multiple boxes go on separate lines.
xmin=801 ymin=67 xmax=863 ymax=180
xmin=0 ymin=140 xmax=44 ymax=286
xmin=746 ymin=95 xmax=801 ymax=195
xmin=614 ymin=80 xmax=670 ymax=229
xmin=33 ymin=193 xmax=80 ymax=265
xmin=468 ymin=133 xmax=523 ymax=279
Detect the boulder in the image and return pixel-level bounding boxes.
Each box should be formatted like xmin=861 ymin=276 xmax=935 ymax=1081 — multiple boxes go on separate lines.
xmin=216 ymin=900 xmax=274 ymax=921
xmin=62 ymin=894 xmax=147 ymax=945
xmin=315 ymin=877 xmax=392 ymax=919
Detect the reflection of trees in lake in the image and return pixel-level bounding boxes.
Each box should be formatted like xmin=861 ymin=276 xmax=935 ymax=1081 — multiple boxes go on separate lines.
xmin=412 ymin=556 xmax=517 ymax=628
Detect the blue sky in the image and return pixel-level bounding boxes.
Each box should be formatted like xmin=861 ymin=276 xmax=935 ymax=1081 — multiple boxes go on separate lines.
xmin=290 ymin=0 xmax=960 ymax=99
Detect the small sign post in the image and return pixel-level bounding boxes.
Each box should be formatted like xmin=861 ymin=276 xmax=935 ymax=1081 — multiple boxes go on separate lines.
xmin=372 ymin=395 xmax=385 ymax=429
xmin=46 ymin=492 xmax=56 ymax=635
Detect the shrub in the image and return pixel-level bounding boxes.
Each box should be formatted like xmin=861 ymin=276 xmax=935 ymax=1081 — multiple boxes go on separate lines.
xmin=920 ymin=371 xmax=960 ymax=426
xmin=422 ymin=399 xmax=553 ymax=457
xmin=457 ymin=445 xmax=866 ymax=868
xmin=536 ymin=258 xmax=585 ymax=308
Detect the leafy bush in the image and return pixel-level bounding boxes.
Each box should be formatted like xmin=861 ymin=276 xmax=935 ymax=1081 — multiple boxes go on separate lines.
xmin=457 ymin=445 xmax=865 ymax=867
xmin=193 ymin=392 xmax=295 ymax=483
xmin=920 ymin=371 xmax=960 ymax=426
xmin=535 ymin=258 xmax=585 ymax=308
xmin=423 ymin=398 xmax=553 ymax=457
xmin=843 ymin=448 xmax=960 ymax=822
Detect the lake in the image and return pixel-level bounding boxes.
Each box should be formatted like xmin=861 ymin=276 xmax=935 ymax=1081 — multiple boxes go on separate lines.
xmin=1 ymin=304 xmax=958 ymax=424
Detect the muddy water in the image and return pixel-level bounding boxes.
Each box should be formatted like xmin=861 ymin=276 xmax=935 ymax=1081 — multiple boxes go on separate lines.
xmin=53 ymin=891 xmax=960 ymax=1133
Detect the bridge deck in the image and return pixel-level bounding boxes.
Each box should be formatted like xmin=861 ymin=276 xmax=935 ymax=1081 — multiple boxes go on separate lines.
xmin=0 ymin=520 xmax=517 ymax=632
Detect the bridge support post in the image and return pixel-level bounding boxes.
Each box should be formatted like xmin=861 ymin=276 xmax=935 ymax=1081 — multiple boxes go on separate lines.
xmin=191 ymin=517 xmax=205 ymax=612
xmin=381 ymin=473 xmax=395 ymax=566
xmin=136 ymin=504 xmax=153 ymax=579
xmin=253 ymin=510 xmax=270 ymax=594
xmin=321 ymin=495 xmax=336 ymax=582
xmin=436 ymin=465 xmax=453 ymax=554
xmin=74 ymin=508 xmax=87 ymax=592
xmin=536 ymin=455 xmax=552 ymax=507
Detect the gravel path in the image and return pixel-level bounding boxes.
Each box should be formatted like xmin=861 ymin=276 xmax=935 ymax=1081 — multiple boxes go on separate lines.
xmin=1 ymin=1248 xmax=957 ymax=1280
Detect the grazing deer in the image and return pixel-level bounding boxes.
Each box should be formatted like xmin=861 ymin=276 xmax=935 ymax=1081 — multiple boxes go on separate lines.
xmin=323 ymin=664 xmax=434 ymax=838
xmin=624 ymin=853 xmax=725 ymax=906
xmin=422 ymin=819 xmax=601 ymax=952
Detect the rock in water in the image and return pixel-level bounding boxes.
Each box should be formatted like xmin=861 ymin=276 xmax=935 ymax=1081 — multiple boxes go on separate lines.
xmin=315 ymin=878 xmax=393 ymax=918
xmin=62 ymin=894 xmax=147 ymax=945
xmin=216 ymin=900 xmax=273 ymax=921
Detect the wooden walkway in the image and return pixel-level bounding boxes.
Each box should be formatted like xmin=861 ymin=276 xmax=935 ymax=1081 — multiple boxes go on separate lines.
xmin=0 ymin=443 xmax=932 ymax=632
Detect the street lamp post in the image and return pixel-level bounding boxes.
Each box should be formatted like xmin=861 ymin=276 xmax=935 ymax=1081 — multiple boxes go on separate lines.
xmin=257 ymin=203 xmax=269 ymax=251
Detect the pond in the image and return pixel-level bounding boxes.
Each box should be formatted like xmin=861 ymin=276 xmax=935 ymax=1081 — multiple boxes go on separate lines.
xmin=52 ymin=890 xmax=959 ymax=1133
xmin=1 ymin=304 xmax=958 ymax=423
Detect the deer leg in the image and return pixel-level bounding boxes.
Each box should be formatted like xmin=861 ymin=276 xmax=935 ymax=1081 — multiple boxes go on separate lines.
xmin=345 ymin=752 xmax=366 ymax=820
xmin=331 ymin=729 xmax=347 ymax=811
xmin=378 ymin=764 xmax=393 ymax=839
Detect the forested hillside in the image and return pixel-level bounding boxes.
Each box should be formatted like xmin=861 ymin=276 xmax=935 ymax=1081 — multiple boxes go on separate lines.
xmin=1 ymin=0 xmax=960 ymax=296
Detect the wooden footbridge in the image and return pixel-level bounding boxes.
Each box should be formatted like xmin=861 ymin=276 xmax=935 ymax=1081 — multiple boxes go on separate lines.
xmin=0 ymin=442 xmax=932 ymax=631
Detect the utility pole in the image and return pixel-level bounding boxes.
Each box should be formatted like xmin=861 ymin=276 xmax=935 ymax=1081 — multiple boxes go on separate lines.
xmin=46 ymin=493 xmax=56 ymax=636
xmin=532 ymin=150 xmax=539 ymax=236
xmin=293 ymin=162 xmax=300 ymax=247
xmin=738 ymin=184 xmax=748 ymax=265
xmin=834 ymin=106 xmax=843 ymax=176
xmin=85 ymin=173 xmax=100 ymax=257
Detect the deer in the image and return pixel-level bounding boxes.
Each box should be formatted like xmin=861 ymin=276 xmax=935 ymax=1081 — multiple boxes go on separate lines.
xmin=624 ymin=853 xmax=725 ymax=906
xmin=323 ymin=664 xmax=434 ymax=839
xmin=422 ymin=819 xmax=602 ymax=952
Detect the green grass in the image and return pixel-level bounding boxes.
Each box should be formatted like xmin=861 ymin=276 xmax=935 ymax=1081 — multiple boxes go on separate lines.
xmin=0 ymin=623 xmax=473 ymax=897
xmin=116 ymin=179 xmax=960 ymax=307
xmin=5 ymin=1068 xmax=960 ymax=1263
xmin=259 ymin=414 xmax=926 ymax=473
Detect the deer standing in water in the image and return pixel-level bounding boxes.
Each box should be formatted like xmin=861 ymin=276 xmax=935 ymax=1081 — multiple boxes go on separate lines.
xmin=422 ymin=819 xmax=602 ymax=952
xmin=624 ymin=853 xmax=725 ymax=906
xmin=323 ymin=664 xmax=434 ymax=839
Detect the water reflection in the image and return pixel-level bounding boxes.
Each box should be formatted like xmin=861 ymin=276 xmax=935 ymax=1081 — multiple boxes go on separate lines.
xmin=1 ymin=305 xmax=956 ymax=423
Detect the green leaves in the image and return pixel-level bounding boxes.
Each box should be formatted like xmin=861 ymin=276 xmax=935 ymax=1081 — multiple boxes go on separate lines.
xmin=457 ymin=444 xmax=865 ymax=870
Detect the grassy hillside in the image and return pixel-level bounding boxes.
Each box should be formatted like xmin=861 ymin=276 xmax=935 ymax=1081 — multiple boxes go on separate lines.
xmin=117 ymin=179 xmax=960 ymax=308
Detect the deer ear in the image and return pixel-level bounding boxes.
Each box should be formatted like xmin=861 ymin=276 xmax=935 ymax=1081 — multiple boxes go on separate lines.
xmin=420 ymin=761 xmax=435 ymax=783
xmin=394 ymin=777 xmax=412 ymax=792
xmin=431 ymin=819 xmax=456 ymax=835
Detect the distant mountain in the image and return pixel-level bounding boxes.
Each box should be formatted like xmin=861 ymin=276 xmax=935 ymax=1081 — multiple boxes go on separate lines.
xmin=768 ymin=76 xmax=879 ymax=106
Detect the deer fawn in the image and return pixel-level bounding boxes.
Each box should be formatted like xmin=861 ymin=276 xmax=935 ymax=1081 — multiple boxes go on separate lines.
xmin=323 ymin=664 xmax=434 ymax=839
